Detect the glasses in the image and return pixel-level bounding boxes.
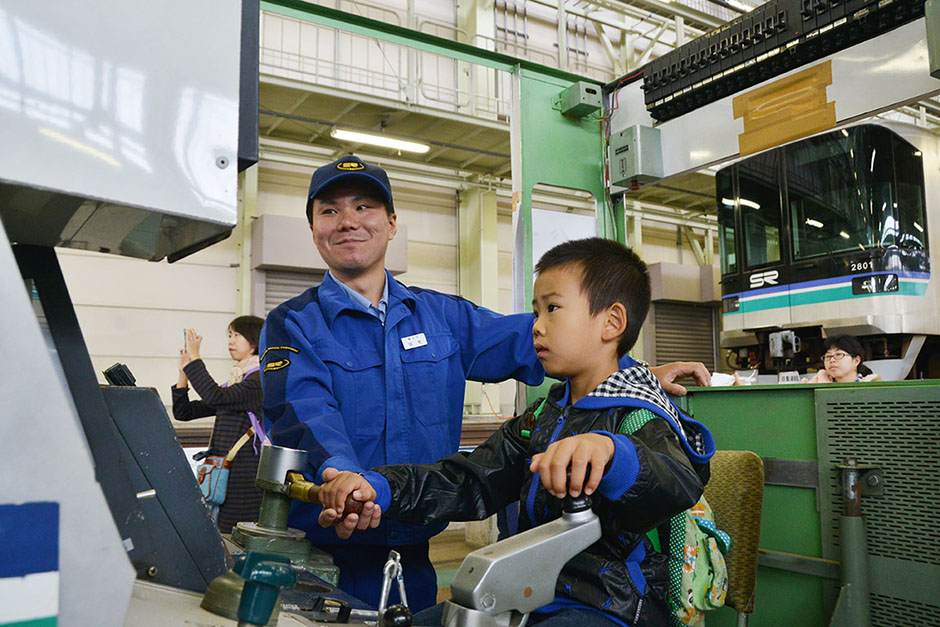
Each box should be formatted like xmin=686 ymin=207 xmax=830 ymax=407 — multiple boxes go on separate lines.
xmin=823 ymin=351 xmax=850 ymax=362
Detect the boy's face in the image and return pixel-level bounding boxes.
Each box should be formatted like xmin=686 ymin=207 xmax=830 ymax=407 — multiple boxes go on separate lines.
xmin=532 ymin=265 xmax=615 ymax=379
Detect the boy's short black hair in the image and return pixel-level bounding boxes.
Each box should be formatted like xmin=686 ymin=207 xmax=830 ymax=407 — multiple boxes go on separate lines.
xmin=229 ymin=315 xmax=265 ymax=355
xmin=535 ymin=237 xmax=650 ymax=357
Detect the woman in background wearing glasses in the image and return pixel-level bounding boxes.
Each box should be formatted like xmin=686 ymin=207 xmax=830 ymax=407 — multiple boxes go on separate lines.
xmin=802 ymin=335 xmax=883 ymax=383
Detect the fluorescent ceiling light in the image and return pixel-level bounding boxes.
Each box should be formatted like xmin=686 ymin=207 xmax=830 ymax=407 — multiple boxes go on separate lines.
xmin=839 ymin=231 xmax=850 ymax=239
xmin=914 ymin=221 xmax=924 ymax=232
xmin=806 ymin=218 xmax=824 ymax=228
xmin=330 ymin=128 xmax=430 ymax=154
xmin=739 ymin=198 xmax=760 ymax=210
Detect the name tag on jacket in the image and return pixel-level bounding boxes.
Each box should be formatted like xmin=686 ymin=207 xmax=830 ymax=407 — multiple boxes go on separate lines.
xmin=401 ymin=333 xmax=428 ymax=350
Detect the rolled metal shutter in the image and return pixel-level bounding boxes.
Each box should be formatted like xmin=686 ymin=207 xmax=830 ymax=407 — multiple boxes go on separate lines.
xmin=263 ymin=270 xmax=323 ymax=315
xmin=652 ymin=302 xmax=718 ymax=371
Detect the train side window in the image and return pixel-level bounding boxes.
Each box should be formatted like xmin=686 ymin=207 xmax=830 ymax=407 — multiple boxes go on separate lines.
xmin=787 ymin=128 xmax=874 ymax=259
xmin=739 ymin=151 xmax=782 ymax=268
xmin=892 ymin=135 xmax=928 ymax=251
xmin=717 ymin=169 xmax=737 ymax=274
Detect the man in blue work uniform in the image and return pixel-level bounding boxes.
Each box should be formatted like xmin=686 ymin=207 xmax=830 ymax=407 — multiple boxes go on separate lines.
xmin=259 ymin=155 xmax=709 ymax=611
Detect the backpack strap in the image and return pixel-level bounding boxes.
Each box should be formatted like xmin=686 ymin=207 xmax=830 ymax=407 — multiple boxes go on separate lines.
xmin=617 ymin=410 xmax=668 ymax=553
xmin=618 ymin=410 xmax=686 ymax=625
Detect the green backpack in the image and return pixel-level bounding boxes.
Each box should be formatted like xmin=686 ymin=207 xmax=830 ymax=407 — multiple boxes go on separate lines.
xmin=618 ymin=409 xmax=732 ymax=627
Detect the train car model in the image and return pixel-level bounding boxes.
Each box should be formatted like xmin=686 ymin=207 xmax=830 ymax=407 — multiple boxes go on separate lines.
xmin=717 ymin=122 xmax=938 ymax=378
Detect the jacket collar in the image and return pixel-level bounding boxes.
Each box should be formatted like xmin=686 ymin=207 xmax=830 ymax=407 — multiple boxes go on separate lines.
xmin=319 ymin=270 xmax=416 ymax=326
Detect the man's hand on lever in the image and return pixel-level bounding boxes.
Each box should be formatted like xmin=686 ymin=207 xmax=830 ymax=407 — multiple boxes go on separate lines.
xmin=317 ymin=468 xmax=382 ymax=540
xmin=649 ymin=361 xmax=711 ymax=396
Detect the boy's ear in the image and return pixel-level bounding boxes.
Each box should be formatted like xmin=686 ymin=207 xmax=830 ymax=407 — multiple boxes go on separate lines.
xmin=602 ymin=303 xmax=628 ymax=344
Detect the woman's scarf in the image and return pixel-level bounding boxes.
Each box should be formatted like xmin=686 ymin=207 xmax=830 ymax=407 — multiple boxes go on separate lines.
xmin=226 ymin=354 xmax=260 ymax=387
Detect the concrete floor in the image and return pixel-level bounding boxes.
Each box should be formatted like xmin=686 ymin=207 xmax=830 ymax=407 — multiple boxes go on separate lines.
xmin=428 ymin=528 xmax=477 ymax=603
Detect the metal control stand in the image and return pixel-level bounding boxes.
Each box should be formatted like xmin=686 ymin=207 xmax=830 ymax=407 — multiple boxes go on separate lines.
xmin=829 ymin=459 xmax=882 ymax=627
xmin=441 ymin=495 xmax=601 ymax=627
xmin=204 ymin=445 xmax=361 ymax=622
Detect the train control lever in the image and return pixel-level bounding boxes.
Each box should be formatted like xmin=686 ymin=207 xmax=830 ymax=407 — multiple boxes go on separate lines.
xmin=441 ymin=493 xmax=601 ymax=627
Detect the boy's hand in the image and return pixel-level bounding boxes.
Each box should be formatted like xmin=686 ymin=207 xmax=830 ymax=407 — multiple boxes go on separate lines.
xmin=318 ymin=468 xmax=377 ymax=511
xmin=529 ymin=434 xmax=615 ymax=498
xmin=316 ymin=468 xmax=382 ymax=540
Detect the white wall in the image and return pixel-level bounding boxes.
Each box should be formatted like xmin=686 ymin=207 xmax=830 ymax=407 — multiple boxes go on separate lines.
xmin=58 ymin=233 xmax=241 ymax=421
xmin=641 ymin=223 xmax=717 ymax=265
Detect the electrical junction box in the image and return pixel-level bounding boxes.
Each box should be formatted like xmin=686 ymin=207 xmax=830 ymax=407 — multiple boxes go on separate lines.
xmin=560 ymin=81 xmax=602 ymax=117
xmin=609 ymin=125 xmax=663 ymax=188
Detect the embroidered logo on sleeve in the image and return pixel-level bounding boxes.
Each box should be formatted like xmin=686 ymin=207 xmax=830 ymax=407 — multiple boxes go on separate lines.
xmin=260 ymin=346 xmax=300 ymax=361
xmin=264 ymin=359 xmax=291 ymax=372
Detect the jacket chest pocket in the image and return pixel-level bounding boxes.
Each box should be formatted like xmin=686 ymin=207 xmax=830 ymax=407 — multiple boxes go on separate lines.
xmin=399 ymin=334 xmax=459 ymax=427
xmin=316 ymin=343 xmax=384 ymax=437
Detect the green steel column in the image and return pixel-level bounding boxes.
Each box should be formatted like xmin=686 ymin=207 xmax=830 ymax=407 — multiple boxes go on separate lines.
xmin=509 ymin=66 xmax=609 ymax=404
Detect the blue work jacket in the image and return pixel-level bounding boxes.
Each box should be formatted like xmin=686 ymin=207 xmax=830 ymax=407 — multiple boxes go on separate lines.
xmin=260 ymin=271 xmax=545 ymax=547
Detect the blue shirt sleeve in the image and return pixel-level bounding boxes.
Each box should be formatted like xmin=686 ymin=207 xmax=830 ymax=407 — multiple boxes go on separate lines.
xmin=451 ymin=306 xmax=545 ymax=386
xmin=260 ymin=306 xmax=364 ymax=481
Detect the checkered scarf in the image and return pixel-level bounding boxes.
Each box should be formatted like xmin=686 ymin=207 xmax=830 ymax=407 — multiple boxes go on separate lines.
xmin=588 ymin=366 xmax=706 ymax=454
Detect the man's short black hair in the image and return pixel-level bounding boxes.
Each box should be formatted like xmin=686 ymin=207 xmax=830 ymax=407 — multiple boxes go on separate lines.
xmin=535 ymin=237 xmax=650 ymax=357
xmin=305 ymin=179 xmax=394 ymax=225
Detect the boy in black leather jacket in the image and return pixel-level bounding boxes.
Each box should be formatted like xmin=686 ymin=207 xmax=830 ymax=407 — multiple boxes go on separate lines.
xmin=318 ymin=237 xmax=715 ymax=626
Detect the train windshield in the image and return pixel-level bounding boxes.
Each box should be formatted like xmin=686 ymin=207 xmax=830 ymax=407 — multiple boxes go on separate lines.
xmin=717 ymin=165 xmax=736 ymax=274
xmin=716 ymin=125 xmax=928 ymax=276
xmin=786 ymin=126 xmax=927 ymax=259
xmin=739 ymin=151 xmax=782 ymax=268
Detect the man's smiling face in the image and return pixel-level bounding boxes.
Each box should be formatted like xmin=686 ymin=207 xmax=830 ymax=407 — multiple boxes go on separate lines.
xmin=310 ymin=181 xmax=397 ymax=280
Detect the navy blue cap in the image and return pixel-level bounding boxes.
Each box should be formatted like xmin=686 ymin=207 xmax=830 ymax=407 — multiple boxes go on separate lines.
xmin=306 ymin=155 xmax=393 ymax=222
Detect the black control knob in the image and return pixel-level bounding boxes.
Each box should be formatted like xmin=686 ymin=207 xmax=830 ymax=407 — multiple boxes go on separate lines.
xmin=563 ymin=493 xmax=592 ymax=513
xmin=382 ymin=604 xmax=413 ymax=627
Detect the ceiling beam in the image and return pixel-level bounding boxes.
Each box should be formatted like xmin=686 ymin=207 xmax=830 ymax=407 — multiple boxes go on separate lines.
xmin=265 ymin=93 xmax=311 ymax=136
xmin=308 ymin=101 xmax=360 ymax=142
xmin=636 ymin=22 xmax=670 ymax=67
xmin=426 ymin=126 xmax=489 ymax=161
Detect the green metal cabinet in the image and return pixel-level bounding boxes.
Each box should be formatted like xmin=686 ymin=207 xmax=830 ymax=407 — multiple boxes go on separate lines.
xmin=677 ymin=381 xmax=940 ymax=627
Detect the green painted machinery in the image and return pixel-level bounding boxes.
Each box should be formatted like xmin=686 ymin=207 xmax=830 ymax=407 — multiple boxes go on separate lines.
xmin=675 ymin=381 xmax=940 ymax=627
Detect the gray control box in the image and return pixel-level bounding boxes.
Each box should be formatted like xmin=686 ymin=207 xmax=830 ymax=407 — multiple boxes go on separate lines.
xmin=608 ymin=125 xmax=663 ymax=188
xmin=560 ymin=81 xmax=602 ymax=117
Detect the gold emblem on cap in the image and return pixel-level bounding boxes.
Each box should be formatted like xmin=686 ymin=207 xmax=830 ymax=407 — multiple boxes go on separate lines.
xmin=336 ymin=161 xmax=365 ymax=171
